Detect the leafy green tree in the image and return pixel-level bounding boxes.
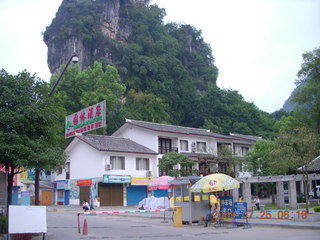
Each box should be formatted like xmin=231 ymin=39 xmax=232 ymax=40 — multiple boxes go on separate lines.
xmin=244 ymin=140 xmax=276 ymax=176
xmin=79 ymin=62 xmax=126 ymax=109
xmin=216 ymin=145 xmax=243 ymax=177
xmin=244 ymin=140 xmax=278 ymax=203
xmin=0 ymin=70 xmax=66 ymax=210
xmin=269 ymin=127 xmax=319 ymax=175
xmin=269 ymin=126 xmax=319 ymax=211
xmin=193 ymin=86 xmax=275 ymax=137
xmin=120 ymin=89 xmax=171 ymax=123
xmin=158 ymin=152 xmax=197 ymax=177
xmin=52 ymin=62 xmax=126 ymax=134
xmin=293 ymin=46 xmax=320 ymax=133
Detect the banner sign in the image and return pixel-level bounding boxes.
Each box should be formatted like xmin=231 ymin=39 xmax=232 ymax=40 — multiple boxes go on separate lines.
xmin=234 ymin=202 xmax=247 ymax=219
xmin=55 ymin=180 xmax=69 ymax=190
xmin=19 ymin=168 xmax=28 ymax=179
xmin=103 ymin=175 xmax=131 ymax=183
xmin=131 ymin=177 xmax=154 ymax=185
xmin=65 ymin=100 xmax=106 ymax=138
xmin=220 ymin=196 xmax=235 ymax=217
xmin=77 ymin=179 xmax=92 ymax=186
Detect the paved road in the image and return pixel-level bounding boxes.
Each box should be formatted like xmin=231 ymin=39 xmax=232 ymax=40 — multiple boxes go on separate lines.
xmin=44 ymin=210 xmax=320 ymax=240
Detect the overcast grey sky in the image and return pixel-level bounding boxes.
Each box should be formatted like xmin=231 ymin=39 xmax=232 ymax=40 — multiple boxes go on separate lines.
xmin=0 ymin=0 xmax=319 ymax=113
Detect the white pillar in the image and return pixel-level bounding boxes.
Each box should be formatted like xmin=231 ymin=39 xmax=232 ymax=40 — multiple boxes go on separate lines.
xmin=243 ymin=182 xmax=251 ymax=210
xmin=232 ymin=188 xmax=239 ymax=202
xmin=276 ymin=182 xmax=285 ymax=209
xmin=288 ymin=180 xmax=297 ymax=209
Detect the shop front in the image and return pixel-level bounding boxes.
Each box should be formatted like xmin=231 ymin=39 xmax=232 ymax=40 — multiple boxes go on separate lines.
xmin=127 ymin=177 xmax=153 ymax=205
xmin=99 ymin=175 xmax=131 ymax=206
xmin=55 ymin=180 xmax=69 ymax=205
xmin=77 ymin=179 xmax=92 ymax=206
xmin=68 ymin=178 xmax=100 ymax=206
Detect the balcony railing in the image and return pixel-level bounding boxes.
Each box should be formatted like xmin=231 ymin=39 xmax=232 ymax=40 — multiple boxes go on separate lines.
xmin=158 ymin=147 xmax=178 ymax=154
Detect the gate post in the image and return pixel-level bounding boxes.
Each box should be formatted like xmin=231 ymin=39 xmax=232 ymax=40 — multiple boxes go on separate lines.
xmin=289 ymin=180 xmax=297 ymax=209
xmin=276 ymin=181 xmax=285 ymax=209
xmin=243 ymin=182 xmax=251 ymax=210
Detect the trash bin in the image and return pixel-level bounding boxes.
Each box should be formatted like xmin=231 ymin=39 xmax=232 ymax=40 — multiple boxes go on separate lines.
xmin=173 ymin=206 xmax=182 ymax=227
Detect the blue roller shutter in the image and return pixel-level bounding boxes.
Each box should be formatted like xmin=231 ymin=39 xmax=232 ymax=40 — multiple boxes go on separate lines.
xmin=127 ymin=186 xmax=147 ymax=205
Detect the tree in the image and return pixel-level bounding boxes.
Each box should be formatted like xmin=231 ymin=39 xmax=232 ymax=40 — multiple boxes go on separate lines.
xmin=52 ymin=62 xmax=126 ymax=134
xmin=158 ymin=152 xmax=197 ymax=177
xmin=244 ymin=140 xmax=276 ymax=176
xmin=293 ymin=46 xmax=320 ymax=133
xmin=120 ymin=89 xmax=172 ymax=123
xmin=244 ymin=140 xmax=277 ymax=203
xmin=192 ymin=85 xmax=275 ymax=137
xmin=269 ymin=126 xmax=320 ymax=212
xmin=0 ymin=70 xmax=66 ymax=211
xmin=215 ymin=145 xmax=243 ymax=178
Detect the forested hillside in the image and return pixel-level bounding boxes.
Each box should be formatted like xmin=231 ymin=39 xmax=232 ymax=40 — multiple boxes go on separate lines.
xmin=44 ymin=0 xmax=276 ymax=138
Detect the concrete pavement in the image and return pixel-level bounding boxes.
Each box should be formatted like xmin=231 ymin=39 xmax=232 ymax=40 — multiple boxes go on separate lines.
xmin=46 ymin=205 xmax=320 ymax=230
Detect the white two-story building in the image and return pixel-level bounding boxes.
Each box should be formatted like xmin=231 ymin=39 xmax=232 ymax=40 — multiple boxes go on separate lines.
xmin=113 ymin=119 xmax=259 ymax=176
xmin=53 ymin=135 xmax=157 ymax=206
xmin=52 ymin=119 xmax=260 ymax=206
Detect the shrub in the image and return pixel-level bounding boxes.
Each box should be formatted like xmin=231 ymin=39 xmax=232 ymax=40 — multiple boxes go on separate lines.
xmin=0 ymin=216 xmax=8 ymax=234
xmin=314 ymin=206 xmax=320 ymax=213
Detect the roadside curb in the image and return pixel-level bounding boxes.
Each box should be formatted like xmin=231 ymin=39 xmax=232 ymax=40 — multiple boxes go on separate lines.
xmin=248 ymin=222 xmax=320 ymax=230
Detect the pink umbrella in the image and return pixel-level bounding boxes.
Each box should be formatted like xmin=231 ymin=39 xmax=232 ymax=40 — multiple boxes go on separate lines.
xmin=148 ymin=176 xmax=175 ymax=191
xmin=148 ymin=175 xmax=175 ymax=222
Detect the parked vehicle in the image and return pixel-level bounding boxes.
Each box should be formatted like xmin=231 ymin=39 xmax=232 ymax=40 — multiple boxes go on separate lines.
xmin=309 ymin=185 xmax=320 ymax=199
xmin=284 ymin=190 xmax=306 ymax=203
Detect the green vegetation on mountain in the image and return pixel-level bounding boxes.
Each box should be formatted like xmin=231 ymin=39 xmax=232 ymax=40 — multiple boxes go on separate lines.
xmin=44 ymin=0 xmax=277 ymax=137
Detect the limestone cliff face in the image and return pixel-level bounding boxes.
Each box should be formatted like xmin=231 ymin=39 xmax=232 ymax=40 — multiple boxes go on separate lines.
xmin=44 ymin=0 xmax=149 ymax=74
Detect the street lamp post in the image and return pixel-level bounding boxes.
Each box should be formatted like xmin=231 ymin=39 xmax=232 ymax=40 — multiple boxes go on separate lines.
xmin=35 ymin=54 xmax=78 ymax=206
xmin=48 ymin=54 xmax=79 ymax=97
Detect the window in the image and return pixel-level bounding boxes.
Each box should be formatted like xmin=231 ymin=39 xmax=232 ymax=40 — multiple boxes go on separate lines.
xmin=197 ymin=141 xmax=207 ymax=153
xmin=110 ymin=156 xmax=125 ymax=170
xmin=180 ymin=140 xmax=189 ymax=151
xmin=209 ymin=163 xmax=218 ymax=173
xmin=158 ymin=138 xmax=172 ymax=154
xmin=136 ymin=158 xmax=150 ymax=170
xmin=241 ymin=147 xmax=249 ymax=156
xmin=66 ymin=162 xmax=70 ymax=179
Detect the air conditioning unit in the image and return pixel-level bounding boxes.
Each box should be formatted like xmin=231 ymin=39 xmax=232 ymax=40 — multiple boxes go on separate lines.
xmin=146 ymin=171 xmax=152 ymax=178
xmin=105 ymin=164 xmax=112 ymax=171
xmin=191 ymin=142 xmax=196 ymax=152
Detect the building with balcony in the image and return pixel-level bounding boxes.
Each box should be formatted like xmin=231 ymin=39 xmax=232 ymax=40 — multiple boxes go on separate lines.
xmin=52 ymin=119 xmax=260 ymax=206
xmin=113 ymin=119 xmax=259 ymax=177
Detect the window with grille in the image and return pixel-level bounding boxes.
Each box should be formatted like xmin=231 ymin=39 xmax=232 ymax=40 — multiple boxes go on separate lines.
xmin=136 ymin=158 xmax=150 ymax=170
xmin=110 ymin=156 xmax=125 ymax=170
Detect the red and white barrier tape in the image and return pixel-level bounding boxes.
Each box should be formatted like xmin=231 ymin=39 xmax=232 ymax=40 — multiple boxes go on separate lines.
xmin=78 ymin=208 xmax=170 ymax=215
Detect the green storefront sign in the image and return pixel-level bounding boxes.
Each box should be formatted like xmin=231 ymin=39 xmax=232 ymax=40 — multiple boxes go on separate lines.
xmin=103 ymin=174 xmax=131 ymax=183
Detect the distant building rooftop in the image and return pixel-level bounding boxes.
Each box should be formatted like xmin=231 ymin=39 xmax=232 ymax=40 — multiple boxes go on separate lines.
xmin=71 ymin=134 xmax=157 ymax=155
xmin=118 ymin=119 xmax=237 ymax=140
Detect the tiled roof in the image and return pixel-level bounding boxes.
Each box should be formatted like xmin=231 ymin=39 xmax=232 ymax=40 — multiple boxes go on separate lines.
xmin=230 ymin=133 xmax=262 ymax=142
xmin=169 ymin=176 xmax=202 ymax=185
xmin=76 ymin=134 xmax=157 ymax=155
xmin=297 ymin=155 xmax=320 ymax=173
xmin=124 ymin=119 xmax=236 ymax=140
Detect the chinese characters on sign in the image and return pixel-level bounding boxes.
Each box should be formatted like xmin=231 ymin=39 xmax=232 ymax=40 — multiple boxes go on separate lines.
xmin=220 ymin=196 xmax=234 ymax=217
xmin=65 ymin=100 xmax=106 ymax=138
